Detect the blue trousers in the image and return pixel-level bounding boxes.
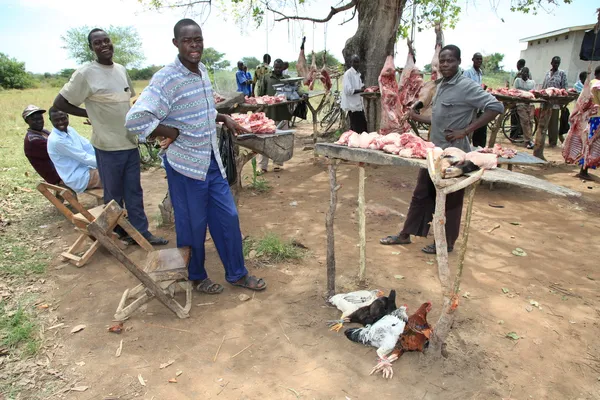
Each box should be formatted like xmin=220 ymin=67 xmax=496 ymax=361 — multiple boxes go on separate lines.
xmin=94 ymin=148 xmax=149 ymax=236
xmin=164 ymin=153 xmax=248 ymax=283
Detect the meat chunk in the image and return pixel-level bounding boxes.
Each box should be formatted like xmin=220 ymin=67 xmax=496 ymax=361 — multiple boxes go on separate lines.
xmin=378 ymin=55 xmax=403 ymax=135
xmin=297 ymin=37 xmax=309 ymax=81
xmin=230 ymin=112 xmax=277 ymax=134
xmin=306 ymin=52 xmax=318 ymax=89
xmin=465 ymin=152 xmax=498 ymax=169
xmin=336 ymin=130 xmax=357 ymax=145
xmin=430 ymin=23 xmax=444 ymax=81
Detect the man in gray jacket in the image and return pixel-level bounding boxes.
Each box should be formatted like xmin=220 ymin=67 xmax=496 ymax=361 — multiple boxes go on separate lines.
xmin=380 ymin=44 xmax=503 ymax=254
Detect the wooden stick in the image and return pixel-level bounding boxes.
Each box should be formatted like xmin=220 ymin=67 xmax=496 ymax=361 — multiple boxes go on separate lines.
xmin=143 ymin=322 xmax=192 ymax=333
xmin=213 ymin=335 xmax=226 ymax=362
xmin=326 ymin=159 xmax=340 ymax=298
xmin=230 ymin=343 xmax=253 ymax=359
xmin=357 ymin=164 xmax=367 ymax=286
xmin=116 ymin=339 xmax=123 ymax=357
xmin=277 ymin=318 xmax=291 ymax=343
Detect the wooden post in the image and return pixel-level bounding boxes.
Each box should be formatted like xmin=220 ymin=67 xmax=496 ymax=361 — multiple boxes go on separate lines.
xmin=357 ymin=164 xmax=367 ymax=286
xmin=487 ymin=105 xmax=508 ymax=148
xmin=428 ymin=182 xmax=479 ymax=357
xmin=326 ymin=159 xmax=340 ymax=298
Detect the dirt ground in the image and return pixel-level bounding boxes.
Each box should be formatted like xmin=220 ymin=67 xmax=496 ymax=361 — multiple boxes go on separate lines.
xmin=30 ymin=122 xmax=600 ymax=400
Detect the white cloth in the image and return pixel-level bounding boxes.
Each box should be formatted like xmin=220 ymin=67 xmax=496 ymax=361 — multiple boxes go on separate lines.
xmin=341 ymin=67 xmax=364 ymax=112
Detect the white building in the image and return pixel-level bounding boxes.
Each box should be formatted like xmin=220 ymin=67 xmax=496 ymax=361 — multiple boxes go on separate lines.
xmin=519 ymin=24 xmax=599 ymax=88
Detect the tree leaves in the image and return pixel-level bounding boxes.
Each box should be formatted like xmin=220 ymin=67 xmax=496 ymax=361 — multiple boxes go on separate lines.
xmin=61 ymin=25 xmax=145 ymax=68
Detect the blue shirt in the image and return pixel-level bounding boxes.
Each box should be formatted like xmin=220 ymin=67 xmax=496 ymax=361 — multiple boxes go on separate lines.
xmin=236 ymin=70 xmax=251 ymax=96
xmin=574 ymin=80 xmax=584 ymax=93
xmin=47 ymin=126 xmax=97 ymax=193
xmin=245 ymin=72 xmax=253 ymax=96
xmin=125 ymin=56 xmax=226 ymax=181
xmin=462 ymin=67 xmax=483 ymax=85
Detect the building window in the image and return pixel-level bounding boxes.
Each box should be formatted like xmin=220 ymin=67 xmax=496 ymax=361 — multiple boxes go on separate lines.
xmin=530 ymin=41 xmax=533 ymax=46
xmin=546 ymin=39 xmax=549 ymax=43
xmin=565 ymin=34 xmax=569 ymax=40
xmin=555 ymin=37 xmax=558 ymax=41
xmin=538 ymin=40 xmax=541 ymax=44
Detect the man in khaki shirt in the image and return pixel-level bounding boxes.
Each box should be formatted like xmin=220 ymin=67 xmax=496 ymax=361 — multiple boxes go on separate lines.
xmin=53 ymin=28 xmax=167 ymax=245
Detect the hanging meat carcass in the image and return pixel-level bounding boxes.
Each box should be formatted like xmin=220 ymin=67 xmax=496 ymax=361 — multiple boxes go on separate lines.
xmin=306 ymin=52 xmax=319 ymax=89
xmin=320 ymin=53 xmax=332 ymax=92
xmin=378 ymin=55 xmax=403 ymax=134
xmin=562 ymin=75 xmax=600 ymax=167
xmin=397 ymin=40 xmax=424 ymax=124
xmin=430 ymin=23 xmax=444 ymax=81
xmin=297 ymin=37 xmax=309 ymax=80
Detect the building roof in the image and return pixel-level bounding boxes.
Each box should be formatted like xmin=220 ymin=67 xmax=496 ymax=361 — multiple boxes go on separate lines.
xmin=519 ymin=24 xmax=596 ymax=43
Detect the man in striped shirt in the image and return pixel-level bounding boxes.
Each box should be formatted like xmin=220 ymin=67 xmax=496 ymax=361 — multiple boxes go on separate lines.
xmin=125 ymin=19 xmax=266 ymax=294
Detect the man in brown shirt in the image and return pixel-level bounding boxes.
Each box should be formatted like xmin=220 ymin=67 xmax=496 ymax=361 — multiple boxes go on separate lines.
xmin=22 ymin=105 xmax=62 ymax=185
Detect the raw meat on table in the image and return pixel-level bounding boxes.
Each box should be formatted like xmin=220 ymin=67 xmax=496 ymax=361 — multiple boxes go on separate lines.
xmin=230 ymin=112 xmax=277 ymax=134
xmin=213 ymin=92 xmax=225 ymax=104
xmin=364 ymin=86 xmax=380 ymax=93
xmin=245 ymin=95 xmax=287 ymax=105
xmin=335 ymin=130 xmax=357 ymax=145
xmin=334 ymin=130 xmax=434 ymax=159
xmin=531 ymin=87 xmax=570 ymax=97
xmin=490 ymin=88 xmax=535 ymax=99
xmin=478 ymin=144 xmax=517 ymax=159
xmin=465 ymin=152 xmax=498 ymax=169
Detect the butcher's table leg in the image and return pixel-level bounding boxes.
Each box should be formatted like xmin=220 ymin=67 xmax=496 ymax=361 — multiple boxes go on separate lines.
xmin=487 ymin=106 xmax=508 ymax=148
xmin=357 ymin=164 xmax=367 ymax=286
xmin=326 ymin=159 xmax=340 ymax=298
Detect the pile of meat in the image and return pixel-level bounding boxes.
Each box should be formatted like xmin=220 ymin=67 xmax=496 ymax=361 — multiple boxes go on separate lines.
xmin=488 ymin=87 xmax=535 ymax=100
xmin=531 ymin=87 xmax=570 ymax=97
xmin=213 ymin=92 xmax=225 ymax=104
xmin=364 ymin=86 xmax=380 ymax=93
xmin=230 ymin=112 xmax=277 ymax=134
xmin=335 ymin=131 xmax=434 ymax=159
xmin=563 ymin=78 xmax=600 ymax=167
xmin=244 ymin=95 xmax=287 ymax=105
xmin=478 ymin=143 xmax=517 ymax=159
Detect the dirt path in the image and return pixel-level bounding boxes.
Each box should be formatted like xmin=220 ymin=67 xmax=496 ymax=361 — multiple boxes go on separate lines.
xmin=36 ymin=123 xmax=600 ymax=400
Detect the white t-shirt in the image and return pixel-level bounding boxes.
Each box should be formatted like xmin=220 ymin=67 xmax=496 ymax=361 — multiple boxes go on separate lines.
xmin=60 ymin=61 xmax=136 ymax=151
xmin=341 ymin=67 xmax=364 ymax=112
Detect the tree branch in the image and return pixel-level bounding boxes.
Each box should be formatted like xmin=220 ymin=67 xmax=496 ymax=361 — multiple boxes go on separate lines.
xmin=339 ymin=5 xmax=357 ymax=25
xmin=165 ymin=0 xmax=211 ymax=7
xmin=268 ymin=0 xmax=358 ymax=23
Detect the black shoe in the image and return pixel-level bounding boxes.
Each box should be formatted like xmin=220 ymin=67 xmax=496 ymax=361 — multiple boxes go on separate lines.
xmin=526 ymin=141 xmax=534 ymax=149
xmin=123 ymin=233 xmax=169 ymax=246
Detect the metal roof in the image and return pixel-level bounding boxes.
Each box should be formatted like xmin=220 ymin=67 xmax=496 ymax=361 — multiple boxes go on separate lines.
xmin=519 ymin=24 xmax=596 ymax=43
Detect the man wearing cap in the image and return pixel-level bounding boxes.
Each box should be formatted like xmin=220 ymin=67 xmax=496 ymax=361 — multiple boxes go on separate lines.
xmin=52 ymin=28 xmax=167 ymax=245
xmin=22 ymin=105 xmax=62 ymax=186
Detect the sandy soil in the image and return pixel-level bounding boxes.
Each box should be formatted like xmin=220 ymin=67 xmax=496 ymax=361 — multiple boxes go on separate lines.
xmin=34 ymin=122 xmax=600 ymax=400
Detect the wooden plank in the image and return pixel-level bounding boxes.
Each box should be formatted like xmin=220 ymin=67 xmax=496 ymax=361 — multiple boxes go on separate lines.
xmin=326 ymin=160 xmax=339 ymax=298
xmin=234 ymin=130 xmax=295 ymax=164
xmin=314 ymin=143 xmax=580 ymax=197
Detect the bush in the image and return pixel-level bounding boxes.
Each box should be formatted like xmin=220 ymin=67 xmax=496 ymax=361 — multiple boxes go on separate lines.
xmin=0 ymin=53 xmax=34 ymax=89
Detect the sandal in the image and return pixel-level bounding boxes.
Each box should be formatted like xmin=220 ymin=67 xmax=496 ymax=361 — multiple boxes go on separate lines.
xmin=422 ymin=243 xmax=453 ymax=254
xmin=380 ymin=234 xmax=411 ymax=245
xmin=231 ymin=275 xmax=267 ymax=291
xmin=193 ymin=278 xmax=224 ymax=294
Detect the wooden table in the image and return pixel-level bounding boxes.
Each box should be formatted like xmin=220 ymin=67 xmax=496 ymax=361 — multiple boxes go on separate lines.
xmin=532 ymin=95 xmax=578 ymax=160
xmin=314 ymin=142 xmax=579 ymax=357
xmin=487 ymin=95 xmax=547 ymax=148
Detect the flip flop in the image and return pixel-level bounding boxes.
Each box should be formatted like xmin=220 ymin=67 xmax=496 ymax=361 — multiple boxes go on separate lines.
xmin=380 ymin=235 xmax=411 ymax=245
xmin=193 ymin=278 xmax=224 ymax=294
xmin=231 ymin=274 xmax=267 ymax=291
xmin=422 ymin=243 xmax=453 ymax=254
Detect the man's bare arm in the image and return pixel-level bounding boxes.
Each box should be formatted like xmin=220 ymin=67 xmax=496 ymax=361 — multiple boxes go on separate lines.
xmin=53 ymin=94 xmax=88 ymax=118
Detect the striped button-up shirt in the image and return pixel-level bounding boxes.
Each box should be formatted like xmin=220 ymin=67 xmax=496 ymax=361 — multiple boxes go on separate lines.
xmin=125 ymin=57 xmax=225 ymax=181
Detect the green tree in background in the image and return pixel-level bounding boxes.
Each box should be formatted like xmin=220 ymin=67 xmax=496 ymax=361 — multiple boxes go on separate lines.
xmin=128 ymin=65 xmax=163 ymax=80
xmin=483 ymin=53 xmax=505 ymax=73
xmin=423 ymin=63 xmax=432 ymax=73
xmin=61 ymin=26 xmax=145 ymax=68
xmin=202 ymin=48 xmax=231 ymax=74
xmin=59 ymin=68 xmax=76 ymax=78
xmin=242 ymin=56 xmax=261 ymax=70
xmin=0 ymin=53 xmax=34 ymax=89
xmin=306 ymin=51 xmax=342 ymax=68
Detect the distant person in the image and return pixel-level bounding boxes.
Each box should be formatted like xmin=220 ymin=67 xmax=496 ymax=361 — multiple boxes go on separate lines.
xmin=253 ymin=54 xmax=271 ymax=97
xmin=540 ymin=56 xmax=567 ymax=148
xmin=578 ymin=65 xmax=600 ymax=179
xmin=236 ymin=61 xmax=251 ymax=96
xmin=244 ymin=65 xmax=253 ymax=96
xmin=47 ymin=107 xmax=102 ymax=193
xmin=515 ymin=59 xmax=526 ymax=81
xmin=513 ymin=67 xmax=536 ymax=149
xmin=125 ymin=18 xmax=266 ymax=293
xmin=511 ymin=59 xmax=528 ymax=139
xmin=341 ymin=55 xmax=367 ymax=134
xmin=22 ymin=105 xmax=62 ymax=185
xmin=53 ymin=28 xmax=167 ymax=245
xmin=462 ymin=52 xmax=487 ymax=147
xmin=574 ymin=71 xmax=587 ymax=93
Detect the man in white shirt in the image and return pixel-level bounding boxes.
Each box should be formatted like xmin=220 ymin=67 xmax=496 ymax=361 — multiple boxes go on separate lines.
xmin=462 ymin=52 xmax=487 ymax=147
xmin=341 ymin=55 xmax=367 ymax=133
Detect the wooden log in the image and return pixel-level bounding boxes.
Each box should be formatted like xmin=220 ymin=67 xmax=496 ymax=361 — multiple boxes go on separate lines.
xmin=159 ymin=192 xmax=174 ymax=226
xmin=487 ymin=106 xmax=507 ymax=148
xmin=357 ymin=164 xmax=367 ymax=286
xmin=428 ymin=182 xmax=479 ymax=357
xmin=326 ymin=159 xmax=340 ymax=298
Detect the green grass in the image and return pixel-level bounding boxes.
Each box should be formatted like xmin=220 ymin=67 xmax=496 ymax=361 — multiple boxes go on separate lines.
xmin=245 ymin=157 xmax=271 ymax=193
xmin=0 ymin=237 xmax=48 ymax=277
xmin=0 ymin=303 xmax=41 ymax=356
xmin=243 ymin=232 xmax=306 ymax=263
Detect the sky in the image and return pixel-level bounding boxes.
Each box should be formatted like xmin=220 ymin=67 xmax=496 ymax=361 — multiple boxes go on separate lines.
xmin=0 ymin=0 xmax=596 ymax=74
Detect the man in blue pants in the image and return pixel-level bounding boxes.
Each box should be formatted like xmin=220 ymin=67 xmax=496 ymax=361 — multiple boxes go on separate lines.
xmin=125 ymin=18 xmax=266 ymax=293
xmin=53 ymin=28 xmax=167 ymax=245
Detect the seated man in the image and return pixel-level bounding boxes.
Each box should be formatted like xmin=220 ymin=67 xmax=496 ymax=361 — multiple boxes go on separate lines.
xmin=22 ymin=105 xmax=62 ymax=185
xmin=47 ymin=107 xmax=102 ymax=193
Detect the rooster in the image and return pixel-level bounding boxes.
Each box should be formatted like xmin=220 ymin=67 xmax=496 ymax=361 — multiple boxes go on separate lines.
xmin=344 ymin=306 xmax=409 ymax=369
xmin=370 ymin=302 xmax=433 ymax=379
xmin=327 ymin=290 xmax=384 ymax=332
xmin=328 ymin=289 xmax=396 ymax=332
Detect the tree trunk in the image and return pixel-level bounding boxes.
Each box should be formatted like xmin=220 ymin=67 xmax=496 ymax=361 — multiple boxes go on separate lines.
xmin=342 ymin=0 xmax=407 ymax=86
